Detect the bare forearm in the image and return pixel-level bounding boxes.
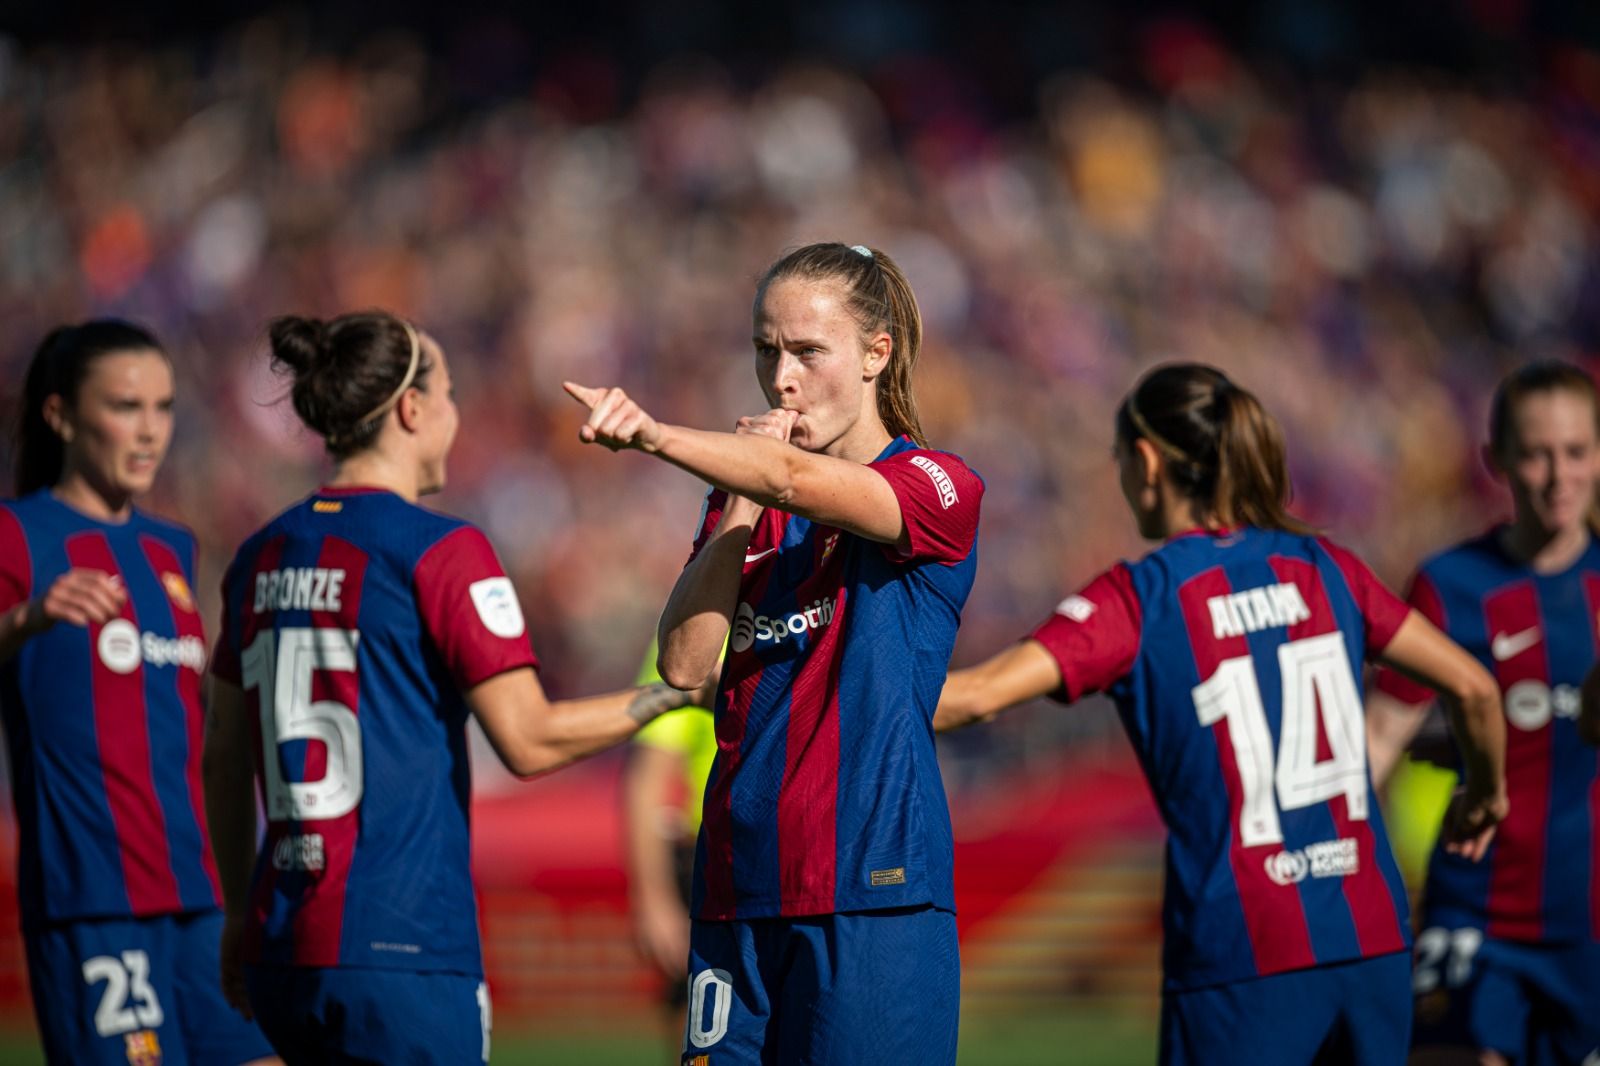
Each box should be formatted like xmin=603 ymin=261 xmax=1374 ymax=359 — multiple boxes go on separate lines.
xmin=0 ymin=601 xmax=45 ymax=664
xmin=658 ymin=503 xmax=756 ymax=689
xmin=511 ymin=683 xmax=689 ymax=779
xmin=1441 ymin=686 xmax=1506 ymax=801
xmin=622 ymin=747 xmax=683 ymax=905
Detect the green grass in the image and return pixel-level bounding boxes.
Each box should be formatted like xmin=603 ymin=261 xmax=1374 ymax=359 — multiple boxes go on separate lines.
xmin=0 ymin=1010 xmax=1160 ymax=1064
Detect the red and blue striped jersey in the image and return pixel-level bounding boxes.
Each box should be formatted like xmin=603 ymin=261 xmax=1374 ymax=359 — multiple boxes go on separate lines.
xmin=1374 ymin=530 xmax=1600 ymax=944
xmin=690 ymin=437 xmax=983 ymax=920
xmin=211 ymin=487 xmax=537 ymax=974
xmin=1029 ymin=527 xmax=1413 ymax=990
xmin=0 ymin=491 xmax=219 ymax=926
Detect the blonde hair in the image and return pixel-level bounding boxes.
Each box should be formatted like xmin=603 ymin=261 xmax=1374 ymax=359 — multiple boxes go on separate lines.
xmin=755 ymin=242 xmax=928 ymax=447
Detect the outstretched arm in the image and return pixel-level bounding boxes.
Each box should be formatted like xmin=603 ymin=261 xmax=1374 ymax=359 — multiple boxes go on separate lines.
xmin=564 ymin=383 xmax=907 ymax=547
xmin=1376 ymin=611 xmax=1507 ymax=861
xmin=934 ymin=640 xmax=1064 ymax=732
xmin=0 ymin=569 xmax=126 ymax=663
xmin=468 ymin=668 xmax=705 ymax=779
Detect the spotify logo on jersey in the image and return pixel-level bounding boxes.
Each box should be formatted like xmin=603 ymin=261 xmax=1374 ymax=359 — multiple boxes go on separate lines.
xmin=729 ymin=597 xmax=837 ymax=653
xmin=97 ymin=620 xmax=142 ymax=674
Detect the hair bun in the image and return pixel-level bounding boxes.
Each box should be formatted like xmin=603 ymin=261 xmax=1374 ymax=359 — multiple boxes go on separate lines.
xmin=268 ymin=315 xmax=330 ymax=375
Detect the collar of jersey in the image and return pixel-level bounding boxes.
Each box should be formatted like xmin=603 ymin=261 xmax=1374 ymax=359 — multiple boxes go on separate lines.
xmin=316 ymin=484 xmax=395 ymax=497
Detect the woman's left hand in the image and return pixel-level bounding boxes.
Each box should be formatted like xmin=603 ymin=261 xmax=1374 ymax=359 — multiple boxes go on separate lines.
xmin=563 ymin=382 xmax=664 ymax=452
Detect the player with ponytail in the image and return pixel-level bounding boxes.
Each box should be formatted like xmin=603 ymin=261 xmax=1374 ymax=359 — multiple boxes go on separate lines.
xmin=567 ymin=242 xmax=982 ymax=1064
xmin=934 ymin=363 xmax=1507 ymax=1066
xmin=0 ymin=322 xmax=277 ymax=1064
xmin=203 ymin=310 xmax=704 ymax=1063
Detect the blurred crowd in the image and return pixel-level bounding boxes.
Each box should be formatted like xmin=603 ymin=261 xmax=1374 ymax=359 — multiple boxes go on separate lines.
xmin=1 ymin=12 xmax=1597 ymax=769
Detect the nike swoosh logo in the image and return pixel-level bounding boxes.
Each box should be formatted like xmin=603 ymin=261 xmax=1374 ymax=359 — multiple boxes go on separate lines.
xmin=744 ymin=548 xmax=777 ymax=565
xmin=1490 ymin=627 xmax=1541 ymax=661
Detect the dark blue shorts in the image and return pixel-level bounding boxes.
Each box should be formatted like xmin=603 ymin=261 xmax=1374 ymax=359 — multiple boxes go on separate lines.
xmin=682 ymin=904 xmax=960 ymax=1066
xmin=245 ymin=964 xmax=490 ymax=1065
xmin=24 ymin=909 xmax=274 ymax=1065
xmin=1412 ymin=920 xmax=1600 ymax=1064
xmin=1160 ymin=951 xmax=1411 ymax=1066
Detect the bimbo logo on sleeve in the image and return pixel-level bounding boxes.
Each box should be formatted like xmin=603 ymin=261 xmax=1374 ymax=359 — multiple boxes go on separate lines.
xmin=909 ymin=455 xmax=958 ymax=509
xmin=730 ymin=597 xmax=837 ymax=653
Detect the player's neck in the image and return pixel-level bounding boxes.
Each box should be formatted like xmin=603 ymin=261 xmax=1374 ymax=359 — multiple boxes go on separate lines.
xmin=1500 ymin=519 xmax=1590 ymax=574
xmin=50 ymin=474 xmax=133 ymax=523
xmin=823 ymin=417 xmax=894 ymax=465
xmin=327 ymin=453 xmax=420 ymax=503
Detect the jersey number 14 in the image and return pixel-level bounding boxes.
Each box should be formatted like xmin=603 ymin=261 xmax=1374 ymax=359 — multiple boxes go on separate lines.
xmin=1192 ymin=631 xmax=1367 ymax=847
xmin=241 ymin=626 xmax=365 ymax=820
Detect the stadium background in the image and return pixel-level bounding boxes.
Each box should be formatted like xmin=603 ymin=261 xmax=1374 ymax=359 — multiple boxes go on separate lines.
xmin=0 ymin=0 xmax=1597 ymax=1061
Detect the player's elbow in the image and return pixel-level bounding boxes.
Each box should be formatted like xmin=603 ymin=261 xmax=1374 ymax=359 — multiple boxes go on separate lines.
xmin=656 ymin=649 xmax=712 ymax=692
xmin=1450 ymin=664 xmax=1501 ymax=723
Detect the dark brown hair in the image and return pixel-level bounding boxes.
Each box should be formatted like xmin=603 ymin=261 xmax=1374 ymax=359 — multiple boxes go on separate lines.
xmin=269 ymin=311 xmax=432 ymax=458
xmin=1488 ymin=359 xmax=1600 ymax=532
xmin=14 ymin=319 xmax=166 ymax=495
xmin=755 ymin=242 xmax=927 ymax=447
xmin=1115 ymin=363 xmax=1313 ymax=534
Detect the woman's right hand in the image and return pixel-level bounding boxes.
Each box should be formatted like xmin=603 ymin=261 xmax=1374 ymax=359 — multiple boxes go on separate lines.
xmin=27 ymin=569 xmax=126 ymax=631
xmin=734 ymin=408 xmax=799 ymax=444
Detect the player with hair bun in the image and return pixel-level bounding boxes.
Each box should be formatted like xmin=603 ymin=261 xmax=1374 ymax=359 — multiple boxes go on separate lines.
xmin=568 ymin=241 xmax=982 ymax=1064
xmin=934 ymin=363 xmax=1508 ymax=1066
xmin=1367 ymin=360 xmax=1600 ymax=1066
xmin=203 ymin=311 xmax=705 ymax=1064
xmin=0 ymin=321 xmax=277 ymax=1064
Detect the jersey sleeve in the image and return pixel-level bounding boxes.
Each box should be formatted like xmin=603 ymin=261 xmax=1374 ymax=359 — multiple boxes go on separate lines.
xmin=1027 ymin=563 xmax=1142 ymax=702
xmin=413 ymin=525 xmax=539 ymax=690
xmin=1317 ymin=537 xmax=1412 ymax=656
xmin=867 ymin=449 xmax=983 ymax=565
xmin=0 ymin=506 xmax=32 ymax=615
xmin=1372 ymin=568 xmax=1446 ymax=706
xmin=685 ymin=488 xmax=729 ymax=565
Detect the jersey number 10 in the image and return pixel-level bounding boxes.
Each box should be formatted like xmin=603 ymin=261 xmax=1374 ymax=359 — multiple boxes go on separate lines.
xmin=241 ymin=626 xmax=365 ymax=821
xmin=1191 ymin=631 xmax=1368 ymax=847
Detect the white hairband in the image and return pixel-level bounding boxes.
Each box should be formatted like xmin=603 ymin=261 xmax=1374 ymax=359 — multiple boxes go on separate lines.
xmin=353 ymin=320 xmax=422 ymax=430
xmin=851 ymin=244 xmax=873 ymax=258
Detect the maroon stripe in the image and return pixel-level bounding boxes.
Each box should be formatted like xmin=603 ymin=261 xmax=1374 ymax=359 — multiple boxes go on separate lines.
xmin=139 ymin=535 xmax=221 ymax=903
xmin=776 ymin=587 xmax=845 ymax=912
xmin=1178 ymin=566 xmax=1316 ymax=975
xmin=1271 ymin=555 xmax=1405 ymax=957
xmin=290 ymin=536 xmax=368 ymax=966
xmin=66 ymin=531 xmax=182 ymax=915
xmin=1483 ymin=581 xmax=1549 ymax=941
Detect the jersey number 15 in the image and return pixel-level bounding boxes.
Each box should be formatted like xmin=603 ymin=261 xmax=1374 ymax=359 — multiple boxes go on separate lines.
xmin=241 ymin=627 xmax=364 ymax=821
xmin=1192 ymin=631 xmax=1368 ymax=847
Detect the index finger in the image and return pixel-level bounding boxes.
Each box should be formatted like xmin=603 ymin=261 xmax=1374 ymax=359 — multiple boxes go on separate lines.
xmin=562 ymin=381 xmax=604 ymax=409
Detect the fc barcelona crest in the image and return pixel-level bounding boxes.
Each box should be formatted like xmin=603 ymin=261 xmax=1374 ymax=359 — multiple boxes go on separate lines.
xmin=161 ymin=572 xmax=195 ymax=613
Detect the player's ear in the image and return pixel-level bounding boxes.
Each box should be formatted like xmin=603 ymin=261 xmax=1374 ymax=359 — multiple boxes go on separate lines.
xmin=1133 ymin=437 xmax=1162 ymax=487
xmin=41 ymin=394 xmax=71 ymax=442
xmin=395 ymin=388 xmax=423 ymax=433
xmin=863 ymin=331 xmax=891 ymax=380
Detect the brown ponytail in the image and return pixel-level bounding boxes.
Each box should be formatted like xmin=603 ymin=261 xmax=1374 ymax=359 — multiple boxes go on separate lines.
xmin=1488 ymin=359 xmax=1600 ymax=534
xmin=1116 ymin=363 xmax=1313 ymax=535
xmin=755 ymin=242 xmax=928 ymax=447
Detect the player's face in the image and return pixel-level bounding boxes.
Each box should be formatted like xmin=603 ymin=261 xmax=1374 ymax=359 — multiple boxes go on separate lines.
xmin=53 ymin=349 xmax=174 ymax=502
xmin=753 ymin=278 xmax=888 ymax=460
xmin=414 ymin=337 xmax=459 ymax=496
xmin=1493 ymin=388 xmax=1599 ymax=537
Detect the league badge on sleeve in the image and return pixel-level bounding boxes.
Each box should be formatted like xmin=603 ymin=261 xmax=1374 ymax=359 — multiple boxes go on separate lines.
xmin=469 ymin=577 xmax=527 ymax=639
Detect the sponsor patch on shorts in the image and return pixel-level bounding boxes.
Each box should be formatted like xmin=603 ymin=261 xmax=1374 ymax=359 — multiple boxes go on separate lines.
xmin=870 ymin=867 xmax=907 ymax=887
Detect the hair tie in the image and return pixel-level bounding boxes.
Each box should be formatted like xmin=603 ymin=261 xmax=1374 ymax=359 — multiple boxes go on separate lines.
xmin=1126 ymin=393 xmax=1190 ymax=462
xmin=850 ymin=244 xmax=873 ymax=258
xmin=351 ymin=320 xmax=422 ymax=431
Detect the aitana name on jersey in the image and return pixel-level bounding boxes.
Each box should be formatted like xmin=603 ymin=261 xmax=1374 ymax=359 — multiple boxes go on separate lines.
xmin=730 ymin=597 xmax=837 ymax=653
xmin=96 ymin=620 xmax=206 ymax=675
xmin=254 ymin=567 xmax=347 ymax=614
xmin=1207 ymin=582 xmax=1311 ymax=639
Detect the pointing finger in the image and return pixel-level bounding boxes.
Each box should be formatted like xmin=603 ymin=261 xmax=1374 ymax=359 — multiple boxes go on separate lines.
xmin=562 ymin=382 xmax=604 ymax=409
